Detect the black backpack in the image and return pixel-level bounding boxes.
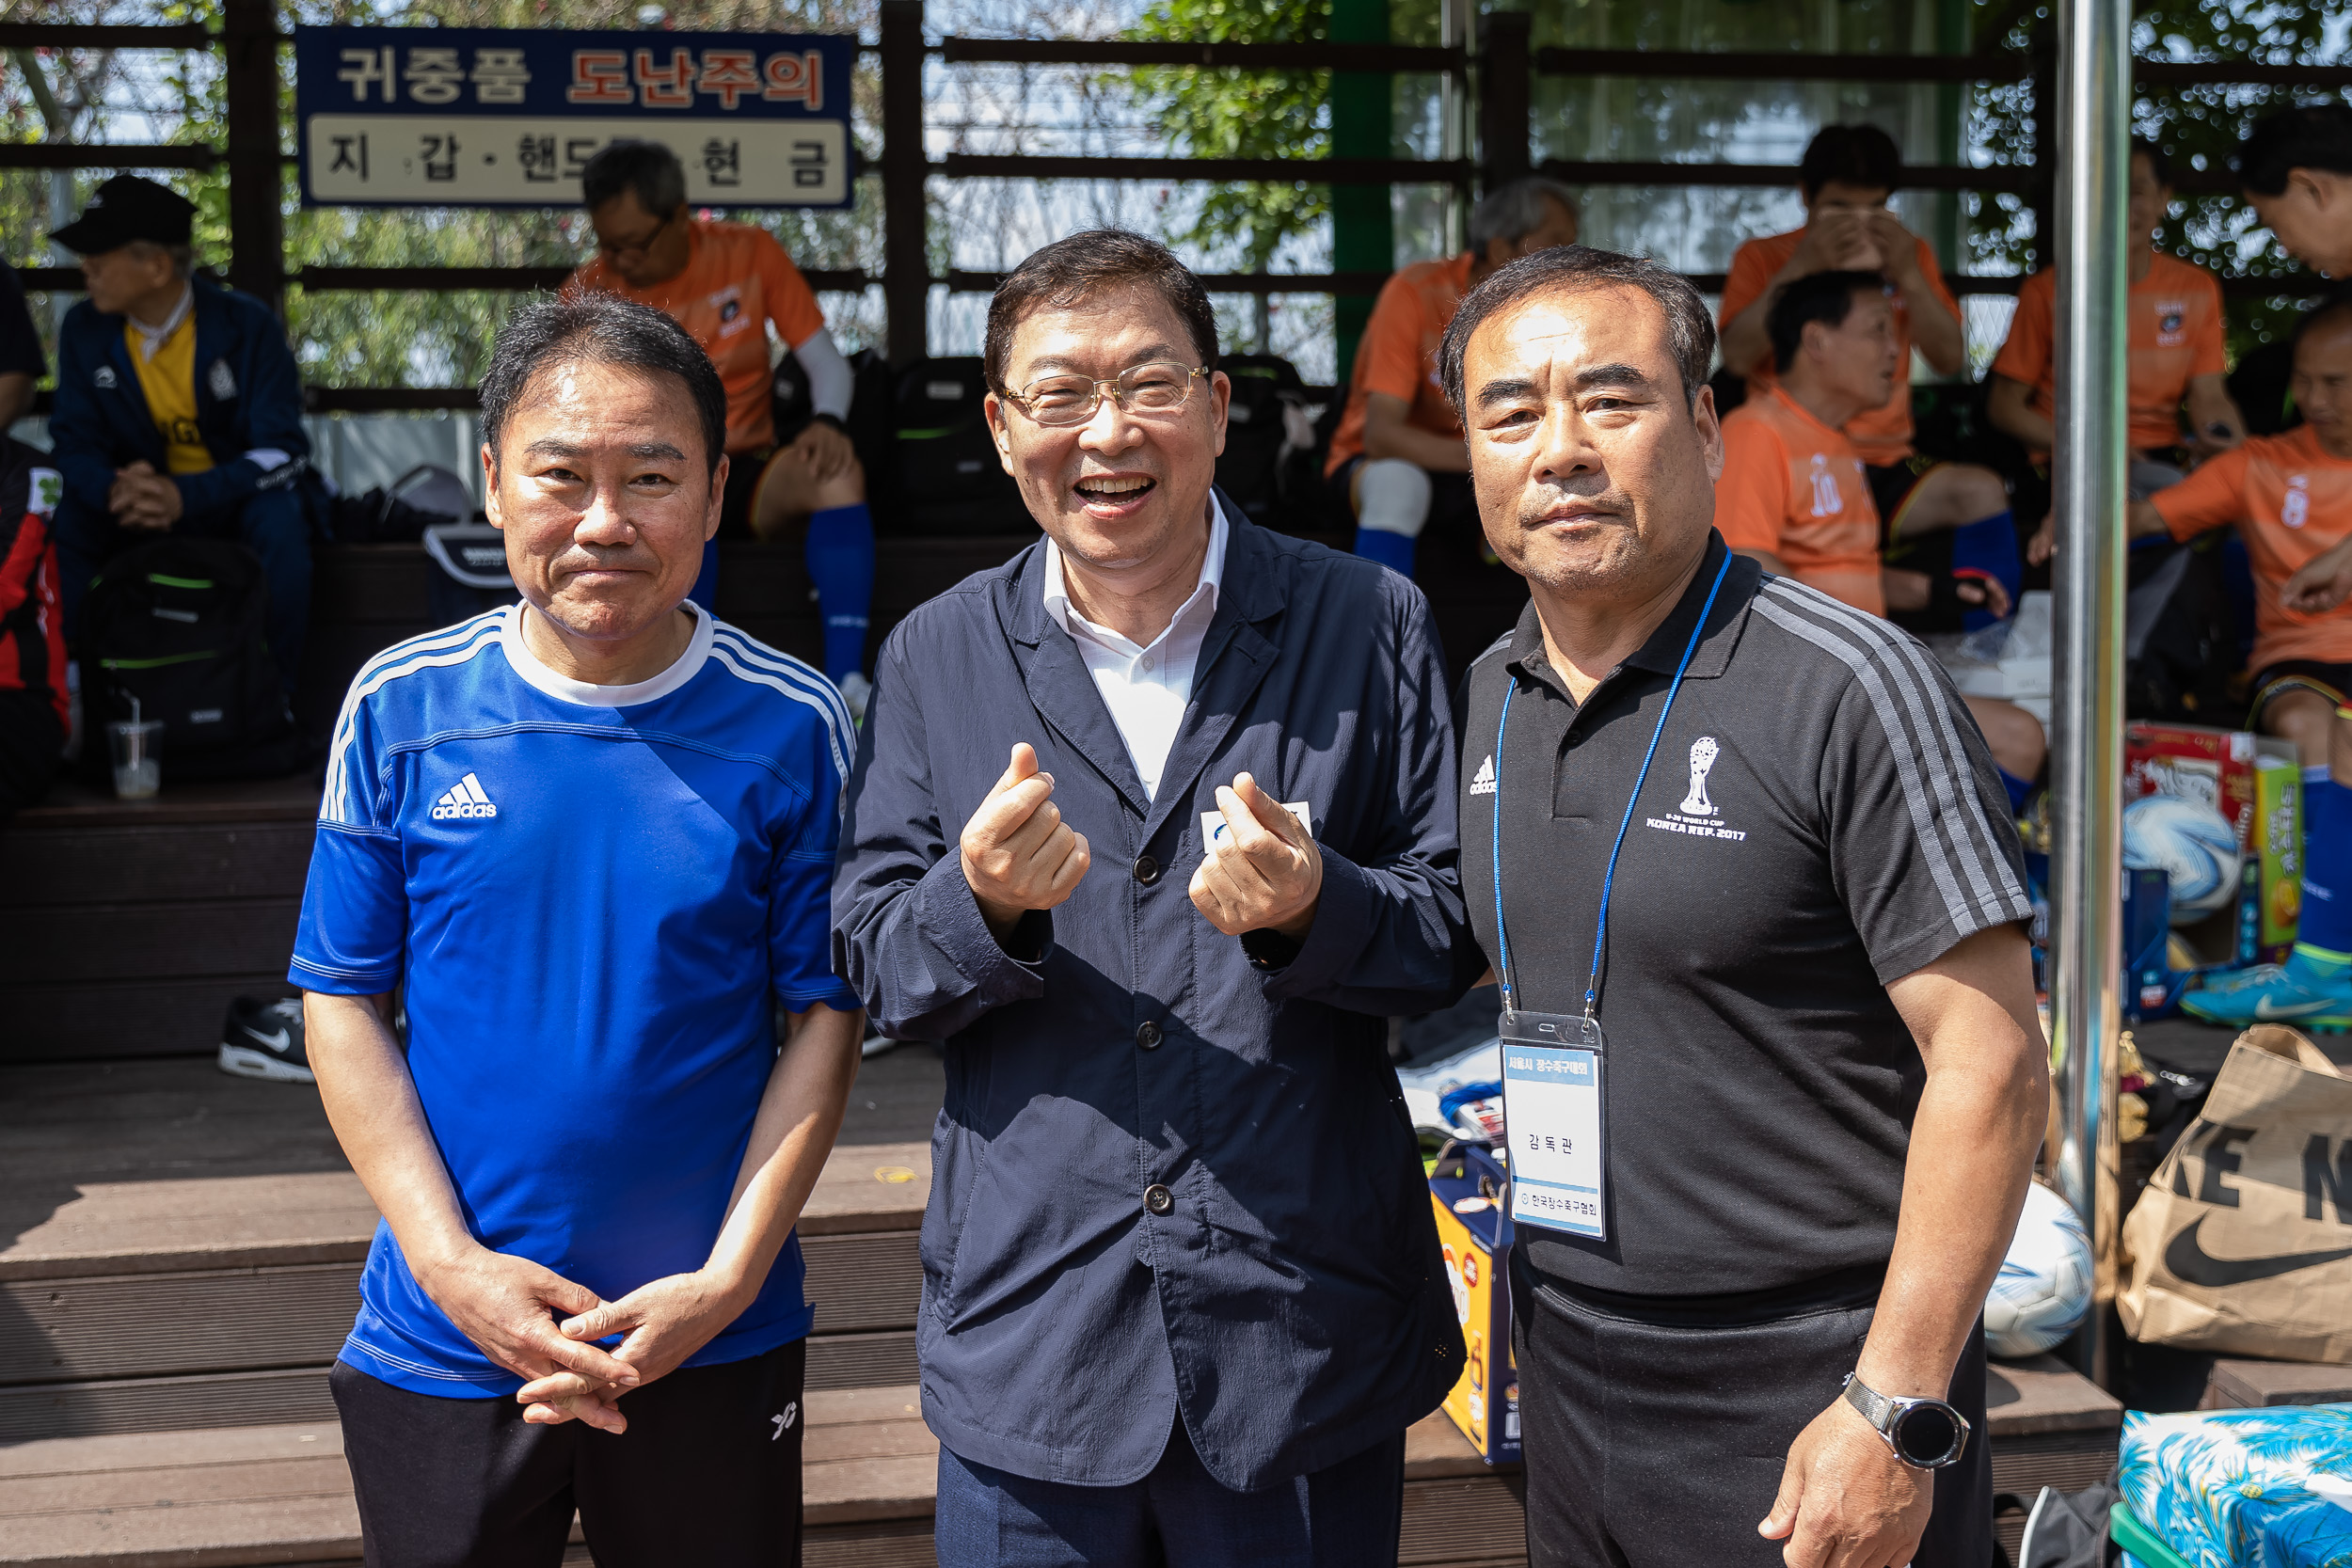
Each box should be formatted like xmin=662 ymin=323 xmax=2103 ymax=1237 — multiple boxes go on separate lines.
xmin=882 ymin=356 xmax=1030 ymax=536
xmin=1216 ymin=354 xmax=1319 ymax=532
xmin=2123 ymin=533 xmax=2238 ymax=723
xmin=80 ymin=537 xmax=301 ymax=779
xmin=421 ymin=522 xmax=519 ymax=626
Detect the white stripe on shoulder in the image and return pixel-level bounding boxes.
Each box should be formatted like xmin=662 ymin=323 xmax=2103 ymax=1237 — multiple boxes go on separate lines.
xmin=320 ymin=611 xmax=507 ymax=826
xmin=1750 ymin=580 xmax=2026 ymax=927
xmin=706 ymin=631 xmax=852 ymax=784
xmin=707 ymin=626 xmax=855 ymax=737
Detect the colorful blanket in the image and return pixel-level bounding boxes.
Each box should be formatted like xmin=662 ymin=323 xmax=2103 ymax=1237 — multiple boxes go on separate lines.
xmin=2119 ymin=1404 xmax=2352 ymax=1567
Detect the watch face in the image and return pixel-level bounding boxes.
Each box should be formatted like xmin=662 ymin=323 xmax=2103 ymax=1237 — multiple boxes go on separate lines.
xmin=1892 ymin=1402 xmax=1963 ymax=1465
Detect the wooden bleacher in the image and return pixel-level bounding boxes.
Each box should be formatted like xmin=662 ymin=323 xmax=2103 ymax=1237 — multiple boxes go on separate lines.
xmin=0 ymin=529 xmax=1530 ymax=1067
xmin=0 ymin=1048 xmax=1535 ymax=1568
xmin=0 ymin=532 xmax=2131 ymax=1564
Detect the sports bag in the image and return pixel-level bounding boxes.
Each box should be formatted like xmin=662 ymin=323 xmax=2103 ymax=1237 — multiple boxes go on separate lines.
xmin=1215 ymin=354 xmax=1318 ymax=533
xmin=421 ymin=522 xmax=517 ymax=626
xmin=883 ymin=356 xmax=1029 ymax=536
xmin=2119 ymin=1024 xmax=2352 ymax=1363
xmin=80 ymin=537 xmax=297 ymax=778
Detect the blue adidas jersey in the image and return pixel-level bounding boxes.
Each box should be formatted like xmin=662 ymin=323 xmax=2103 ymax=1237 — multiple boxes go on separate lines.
xmin=290 ymin=602 xmax=859 ymax=1397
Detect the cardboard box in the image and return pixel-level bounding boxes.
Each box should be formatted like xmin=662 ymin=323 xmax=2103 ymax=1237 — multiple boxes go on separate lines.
xmin=1428 ymin=1144 xmax=1519 ymax=1466
xmin=2253 ymin=752 xmax=2303 ymax=957
xmin=2121 ymin=867 xmax=2182 ymax=1021
xmin=2122 ymin=722 xmax=2298 ymax=968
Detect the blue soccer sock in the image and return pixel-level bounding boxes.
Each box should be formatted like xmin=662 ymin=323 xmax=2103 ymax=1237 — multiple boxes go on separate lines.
xmin=2296 ymin=768 xmax=2352 ymax=962
xmin=1353 ymin=526 xmax=1417 ymax=577
xmin=1996 ymin=765 xmax=2035 ymax=815
xmin=804 ymin=502 xmax=875 ymax=683
xmin=1950 ymin=510 xmax=2020 ymax=632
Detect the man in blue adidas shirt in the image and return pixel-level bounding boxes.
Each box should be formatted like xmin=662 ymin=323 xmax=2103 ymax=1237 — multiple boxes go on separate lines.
xmin=291 ymin=294 xmax=863 ymax=1567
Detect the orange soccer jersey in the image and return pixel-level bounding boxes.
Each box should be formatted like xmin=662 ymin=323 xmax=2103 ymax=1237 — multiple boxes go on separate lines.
xmin=1718 ymin=228 xmax=1958 ymax=467
xmin=2152 ymin=425 xmax=2352 ymax=671
xmin=1715 ymin=386 xmax=1885 ymax=615
xmin=1992 ymin=255 xmax=2227 ymax=457
xmin=566 ymin=219 xmax=825 ymax=456
xmin=1325 ymin=252 xmax=1474 ymax=476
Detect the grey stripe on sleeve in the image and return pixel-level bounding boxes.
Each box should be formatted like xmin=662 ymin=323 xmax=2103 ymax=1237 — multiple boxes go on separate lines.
xmin=1759 ymin=580 xmax=2027 ymax=916
xmin=1752 ymin=581 xmax=2029 ymax=928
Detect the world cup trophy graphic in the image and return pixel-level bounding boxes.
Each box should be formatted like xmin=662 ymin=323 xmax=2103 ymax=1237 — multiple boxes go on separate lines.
xmin=1679 ymin=736 xmax=1720 ymax=816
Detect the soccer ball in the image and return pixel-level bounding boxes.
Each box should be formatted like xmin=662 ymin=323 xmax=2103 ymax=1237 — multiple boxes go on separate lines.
xmin=2122 ymin=793 xmax=2245 ymax=922
xmin=1983 ymin=1181 xmax=2094 ymax=1359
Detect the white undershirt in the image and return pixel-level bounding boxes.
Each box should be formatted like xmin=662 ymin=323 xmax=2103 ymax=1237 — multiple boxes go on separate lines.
xmin=1041 ymin=499 xmax=1231 ymax=801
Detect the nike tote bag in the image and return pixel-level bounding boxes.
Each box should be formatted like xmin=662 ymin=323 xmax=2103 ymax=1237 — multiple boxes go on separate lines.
xmin=2120 ymin=1024 xmax=2352 ymax=1365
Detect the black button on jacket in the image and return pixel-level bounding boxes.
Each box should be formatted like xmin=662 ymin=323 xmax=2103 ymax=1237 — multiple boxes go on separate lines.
xmin=832 ymin=513 xmax=1473 ymax=1490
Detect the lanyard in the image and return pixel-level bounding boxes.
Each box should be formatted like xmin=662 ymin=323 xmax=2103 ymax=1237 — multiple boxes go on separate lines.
xmin=1490 ymin=553 xmax=1733 ymax=1023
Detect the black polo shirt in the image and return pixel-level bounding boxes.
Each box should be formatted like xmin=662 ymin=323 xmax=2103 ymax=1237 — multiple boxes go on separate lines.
xmin=1459 ymin=534 xmax=2031 ymax=1300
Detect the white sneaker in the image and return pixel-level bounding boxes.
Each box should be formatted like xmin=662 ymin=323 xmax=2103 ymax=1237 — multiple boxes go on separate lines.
xmin=837 ymin=671 xmax=872 ymax=725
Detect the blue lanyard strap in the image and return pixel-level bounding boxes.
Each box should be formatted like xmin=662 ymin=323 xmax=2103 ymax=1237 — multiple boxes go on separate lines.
xmin=1491 ymin=552 xmax=1733 ymax=1022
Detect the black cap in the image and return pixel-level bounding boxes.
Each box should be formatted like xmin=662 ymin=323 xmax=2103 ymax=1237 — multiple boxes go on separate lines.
xmin=50 ymin=175 xmax=197 ymax=256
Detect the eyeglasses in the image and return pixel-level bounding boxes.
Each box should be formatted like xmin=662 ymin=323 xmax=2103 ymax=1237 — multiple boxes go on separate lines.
xmin=596 ymin=209 xmax=675 ymax=261
xmin=1003 ymin=361 xmax=1208 ymax=427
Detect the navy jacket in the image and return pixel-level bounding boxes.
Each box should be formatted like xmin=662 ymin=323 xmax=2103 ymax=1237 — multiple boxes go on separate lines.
xmin=833 ymin=509 xmax=1474 ymax=1491
xmin=50 ymin=277 xmax=309 ymax=522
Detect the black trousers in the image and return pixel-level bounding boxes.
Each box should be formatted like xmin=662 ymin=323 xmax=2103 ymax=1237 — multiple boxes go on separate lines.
xmin=332 ymin=1338 xmax=806 ymax=1568
xmin=1515 ymin=1263 xmax=1994 ymax=1568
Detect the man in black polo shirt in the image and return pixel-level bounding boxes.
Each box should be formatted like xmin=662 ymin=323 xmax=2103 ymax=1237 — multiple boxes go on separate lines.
xmin=1440 ymin=245 xmax=2048 ymax=1567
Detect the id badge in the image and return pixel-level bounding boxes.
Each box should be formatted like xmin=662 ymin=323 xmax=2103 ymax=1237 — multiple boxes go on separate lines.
xmin=1499 ymin=1009 xmax=1607 ymax=1240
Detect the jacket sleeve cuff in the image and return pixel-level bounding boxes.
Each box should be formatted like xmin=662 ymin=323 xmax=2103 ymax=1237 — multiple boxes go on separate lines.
xmin=912 ymin=850 xmax=1052 ymax=1006
xmin=1256 ymin=846 xmax=1375 ymax=1001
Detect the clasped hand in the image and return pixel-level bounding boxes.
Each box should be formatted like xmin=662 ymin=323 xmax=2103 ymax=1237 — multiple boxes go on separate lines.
xmin=108 ymin=461 xmax=182 ymax=531
xmin=416 ymin=1244 xmax=751 ymax=1433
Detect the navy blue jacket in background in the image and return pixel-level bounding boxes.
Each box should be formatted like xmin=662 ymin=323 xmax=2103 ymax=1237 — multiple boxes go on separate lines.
xmin=50 ymin=277 xmax=308 ymax=521
xmin=833 ymin=508 xmax=1475 ymax=1492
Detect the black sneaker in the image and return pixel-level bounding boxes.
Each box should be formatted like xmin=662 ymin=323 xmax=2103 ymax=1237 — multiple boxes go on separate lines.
xmin=219 ymin=995 xmax=314 ymax=1084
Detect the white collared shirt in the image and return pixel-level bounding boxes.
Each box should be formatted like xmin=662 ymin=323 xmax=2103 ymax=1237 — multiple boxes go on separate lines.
xmin=1042 ymin=500 xmax=1231 ymax=800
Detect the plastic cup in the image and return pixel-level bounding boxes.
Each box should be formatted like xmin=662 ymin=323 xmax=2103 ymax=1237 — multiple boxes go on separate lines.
xmin=107 ymin=719 xmax=164 ymax=800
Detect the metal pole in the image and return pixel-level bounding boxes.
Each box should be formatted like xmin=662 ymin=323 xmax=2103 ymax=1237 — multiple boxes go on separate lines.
xmin=879 ymin=0 xmax=928 ymax=367
xmin=222 ymin=0 xmax=283 ymax=315
xmin=2048 ymin=0 xmax=2129 ymax=1388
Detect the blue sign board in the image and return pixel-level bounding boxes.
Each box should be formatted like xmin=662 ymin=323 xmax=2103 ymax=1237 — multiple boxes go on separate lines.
xmin=294 ymin=27 xmax=857 ymax=209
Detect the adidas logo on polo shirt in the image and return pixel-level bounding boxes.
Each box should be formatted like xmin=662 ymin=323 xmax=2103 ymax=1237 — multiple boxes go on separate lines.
xmin=430 ymin=772 xmax=499 ymax=820
xmin=1469 ymin=755 xmax=1497 ymax=797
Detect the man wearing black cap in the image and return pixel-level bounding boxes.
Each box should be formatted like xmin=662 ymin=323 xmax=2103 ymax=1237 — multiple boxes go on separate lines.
xmin=48 ymin=174 xmax=310 ymax=695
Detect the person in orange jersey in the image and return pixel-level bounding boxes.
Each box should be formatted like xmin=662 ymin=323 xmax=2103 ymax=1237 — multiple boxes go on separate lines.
xmin=1720 ymin=270 xmax=2045 ymax=796
xmin=1719 ymin=125 xmax=2011 ymax=552
xmin=1326 ymin=178 xmax=1581 ymax=578
xmin=565 ymin=141 xmax=874 ymax=708
xmin=1990 ymin=138 xmax=2245 ymax=499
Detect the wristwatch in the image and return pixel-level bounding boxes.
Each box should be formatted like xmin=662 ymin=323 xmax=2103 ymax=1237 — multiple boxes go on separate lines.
xmin=1840 ymin=1373 xmax=1971 ymax=1469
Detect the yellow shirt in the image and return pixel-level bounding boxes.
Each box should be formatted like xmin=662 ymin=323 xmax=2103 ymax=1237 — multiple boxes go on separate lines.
xmin=126 ymin=313 xmax=212 ymax=476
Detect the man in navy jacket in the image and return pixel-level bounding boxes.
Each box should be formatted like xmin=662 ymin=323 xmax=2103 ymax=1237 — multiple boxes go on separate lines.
xmin=833 ymin=230 xmax=1474 ymax=1566
xmin=49 ymin=176 xmax=310 ymax=694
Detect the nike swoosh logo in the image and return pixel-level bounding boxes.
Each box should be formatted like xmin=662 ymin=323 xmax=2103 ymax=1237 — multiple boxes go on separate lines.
xmin=242 ymin=1026 xmax=291 ymax=1050
xmin=2254 ymin=996 xmax=2333 ymax=1019
xmin=2165 ymin=1214 xmax=2352 ymax=1288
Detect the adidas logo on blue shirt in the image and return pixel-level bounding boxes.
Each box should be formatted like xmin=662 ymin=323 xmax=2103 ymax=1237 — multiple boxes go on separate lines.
xmin=1469 ymin=755 xmax=1497 ymax=797
xmin=430 ymin=772 xmax=499 ymax=821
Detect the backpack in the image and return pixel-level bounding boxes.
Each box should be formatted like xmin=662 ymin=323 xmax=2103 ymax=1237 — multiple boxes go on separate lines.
xmin=322 ymin=463 xmax=473 ymax=544
xmin=79 ymin=537 xmax=301 ymax=780
xmin=2122 ymin=534 xmax=2238 ymax=723
xmin=1216 ymin=354 xmax=1320 ymax=533
xmin=2007 ymin=1477 xmax=2122 ymax=1568
xmin=882 ymin=356 xmax=1030 ymax=536
xmin=421 ymin=522 xmax=518 ymax=626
